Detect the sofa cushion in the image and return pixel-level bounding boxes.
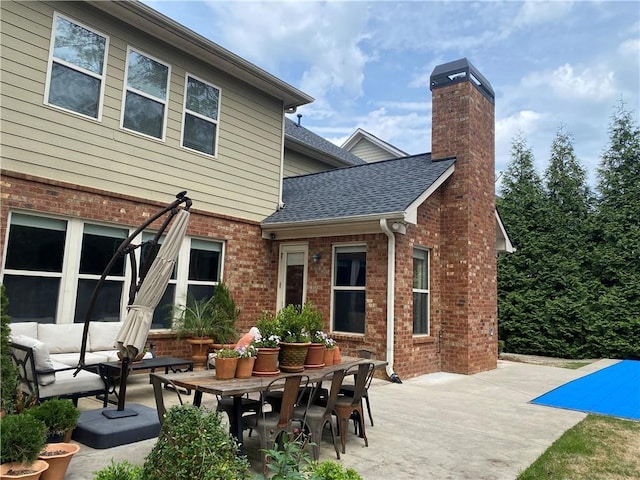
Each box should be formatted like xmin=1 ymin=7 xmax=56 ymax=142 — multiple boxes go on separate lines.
xmin=11 ymin=335 xmax=56 ymax=386
xmin=38 ymin=362 xmax=105 ymax=400
xmin=9 ymin=322 xmax=38 ymax=339
xmin=39 ymin=323 xmax=84 ymax=353
xmin=88 ymin=322 xmax=123 ymax=351
xmin=51 ymin=352 xmax=108 ymax=367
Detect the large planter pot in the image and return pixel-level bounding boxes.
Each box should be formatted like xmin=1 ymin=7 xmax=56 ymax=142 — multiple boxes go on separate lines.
xmin=38 ymin=443 xmax=79 ymax=480
xmin=186 ymin=337 xmax=214 ymax=369
xmin=235 ymin=357 xmax=256 ymax=379
xmin=1 ymin=460 xmax=49 ymax=480
xmin=253 ymin=347 xmax=280 ymax=376
xmin=279 ymin=342 xmax=311 ymax=373
xmin=304 ymin=343 xmax=326 ymax=369
xmin=215 ymin=357 xmax=238 ymax=380
xmin=323 ymin=347 xmax=335 ymax=367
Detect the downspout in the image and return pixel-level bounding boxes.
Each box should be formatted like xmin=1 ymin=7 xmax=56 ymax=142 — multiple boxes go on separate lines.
xmin=380 ymin=219 xmax=402 ymax=383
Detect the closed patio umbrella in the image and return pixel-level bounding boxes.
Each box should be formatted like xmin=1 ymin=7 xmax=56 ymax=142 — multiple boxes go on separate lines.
xmin=105 ymin=208 xmax=190 ymax=418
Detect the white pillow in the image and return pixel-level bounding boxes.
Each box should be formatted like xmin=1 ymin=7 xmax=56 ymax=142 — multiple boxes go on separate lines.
xmin=39 ymin=323 xmax=83 ymax=353
xmin=8 ymin=322 xmax=38 ymax=339
xmin=89 ymin=322 xmax=123 ymax=351
xmin=11 ymin=335 xmax=56 ymax=386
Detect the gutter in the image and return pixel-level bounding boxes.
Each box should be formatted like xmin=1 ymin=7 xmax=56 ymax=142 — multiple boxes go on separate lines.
xmin=379 ymin=219 xmax=402 ymax=383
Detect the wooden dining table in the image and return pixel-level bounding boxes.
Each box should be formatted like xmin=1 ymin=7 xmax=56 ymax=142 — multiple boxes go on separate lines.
xmin=150 ymin=356 xmax=387 ymax=448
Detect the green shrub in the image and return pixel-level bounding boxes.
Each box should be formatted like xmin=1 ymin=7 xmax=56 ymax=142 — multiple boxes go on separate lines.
xmin=1 ymin=284 xmax=18 ymax=414
xmin=26 ymin=398 xmax=80 ymax=438
xmin=93 ymin=460 xmax=143 ymax=480
xmin=141 ymin=404 xmax=250 ymax=480
xmin=0 ymin=413 xmax=47 ymax=464
xmin=307 ymin=460 xmax=364 ymax=480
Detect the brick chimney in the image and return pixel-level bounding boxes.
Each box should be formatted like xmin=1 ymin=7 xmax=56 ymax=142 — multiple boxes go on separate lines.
xmin=430 ymin=58 xmax=497 ymax=374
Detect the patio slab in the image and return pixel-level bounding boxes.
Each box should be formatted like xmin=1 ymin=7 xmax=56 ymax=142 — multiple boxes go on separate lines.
xmin=65 ymin=359 xmax=613 ymax=479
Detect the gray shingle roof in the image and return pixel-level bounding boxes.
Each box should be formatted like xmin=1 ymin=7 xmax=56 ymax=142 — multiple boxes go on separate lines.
xmin=263 ymin=154 xmax=455 ymax=224
xmin=285 ymin=118 xmax=366 ymax=167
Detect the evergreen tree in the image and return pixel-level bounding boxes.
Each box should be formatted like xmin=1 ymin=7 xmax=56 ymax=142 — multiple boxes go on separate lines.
xmin=541 ymin=126 xmax=595 ymax=358
xmin=497 ymin=134 xmax=549 ymax=354
xmin=591 ymin=103 xmax=640 ymax=359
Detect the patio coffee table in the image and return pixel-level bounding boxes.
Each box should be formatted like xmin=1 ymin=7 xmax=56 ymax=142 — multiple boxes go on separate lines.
xmin=99 ymin=356 xmax=194 ymax=402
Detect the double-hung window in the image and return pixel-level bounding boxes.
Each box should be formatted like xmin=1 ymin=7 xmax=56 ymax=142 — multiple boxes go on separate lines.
xmin=182 ymin=74 xmax=221 ymax=156
xmin=122 ymin=48 xmax=170 ymax=140
xmin=332 ymin=246 xmax=366 ymax=334
xmin=45 ymin=12 xmax=108 ymax=119
xmin=413 ymin=248 xmax=430 ymax=335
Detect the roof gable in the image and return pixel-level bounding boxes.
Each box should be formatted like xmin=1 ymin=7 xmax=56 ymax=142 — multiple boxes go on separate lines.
xmin=341 ymin=128 xmax=408 ymax=160
xmin=263 ymin=154 xmax=455 ymax=226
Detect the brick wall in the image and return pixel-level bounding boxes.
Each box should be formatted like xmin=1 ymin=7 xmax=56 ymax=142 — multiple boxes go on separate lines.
xmin=430 ymin=77 xmax=498 ymax=374
xmin=0 ymin=171 xmax=275 ymax=335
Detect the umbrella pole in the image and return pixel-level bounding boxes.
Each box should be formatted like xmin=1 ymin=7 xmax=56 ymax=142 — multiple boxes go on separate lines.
xmin=102 ymin=357 xmax=139 ymax=419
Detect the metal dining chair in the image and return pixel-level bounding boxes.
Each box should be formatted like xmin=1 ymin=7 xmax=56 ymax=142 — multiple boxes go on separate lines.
xmin=244 ymin=374 xmax=310 ymax=476
xmin=333 ymin=361 xmax=375 ymax=454
xmin=339 ymin=349 xmax=375 ymax=426
xmin=293 ymin=367 xmax=346 ymax=461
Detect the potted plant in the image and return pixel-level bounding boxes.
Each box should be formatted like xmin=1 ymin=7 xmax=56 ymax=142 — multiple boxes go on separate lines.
xmin=213 ymin=347 xmax=239 ymax=380
xmin=209 ymin=282 xmax=240 ymax=347
xmin=171 ymin=294 xmax=217 ymax=368
xmin=234 ymin=343 xmax=257 ymax=379
xmin=25 ymin=399 xmax=80 ymax=443
xmin=323 ymin=335 xmax=337 ymax=366
xmin=277 ymin=304 xmax=311 ymax=373
xmin=252 ymin=312 xmax=281 ymax=376
xmin=38 ymin=443 xmax=80 ymax=480
xmin=141 ymin=405 xmax=251 ymax=479
xmin=301 ymin=302 xmax=327 ymax=368
xmin=93 ymin=460 xmax=142 ymax=480
xmin=0 ymin=413 xmax=49 ymax=479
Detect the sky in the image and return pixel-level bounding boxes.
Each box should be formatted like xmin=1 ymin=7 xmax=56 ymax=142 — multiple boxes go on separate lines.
xmin=143 ymin=0 xmax=640 ymax=189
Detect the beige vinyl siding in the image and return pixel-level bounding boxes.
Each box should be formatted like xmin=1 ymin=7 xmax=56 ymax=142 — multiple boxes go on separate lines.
xmin=0 ymin=1 xmax=285 ymax=221
xmin=283 ymin=149 xmax=336 ymax=177
xmin=350 ymin=139 xmax=396 ymax=163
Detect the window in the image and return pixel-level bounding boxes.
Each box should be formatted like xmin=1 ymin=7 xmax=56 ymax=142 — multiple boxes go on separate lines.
xmin=413 ymin=248 xmax=430 ymax=335
xmin=45 ymin=13 xmax=108 ymax=119
xmin=332 ymin=246 xmax=366 ymax=334
xmin=1 ymin=212 xmax=223 ymax=329
xmin=121 ymin=48 xmax=170 ymax=139
xmin=182 ymin=74 xmax=221 ymax=156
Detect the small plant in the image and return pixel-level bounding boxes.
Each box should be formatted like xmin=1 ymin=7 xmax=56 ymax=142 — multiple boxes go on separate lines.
xmin=255 ymin=311 xmax=281 ymax=348
xmin=141 ymin=404 xmax=250 ymax=480
xmin=263 ymin=429 xmax=314 ymax=480
xmin=323 ymin=334 xmax=336 ymax=350
xmin=0 ymin=413 xmax=47 ymax=464
xmin=215 ymin=347 xmax=240 ymax=358
xmin=93 ymin=459 xmax=143 ymax=480
xmin=235 ymin=344 xmax=258 ymax=358
xmin=26 ymin=398 xmax=80 ymax=440
xmin=277 ymin=305 xmax=310 ymax=343
xmin=306 ymin=459 xmax=363 ymax=480
xmin=300 ymin=302 xmax=324 ymax=342
xmin=171 ymin=293 xmax=218 ymax=339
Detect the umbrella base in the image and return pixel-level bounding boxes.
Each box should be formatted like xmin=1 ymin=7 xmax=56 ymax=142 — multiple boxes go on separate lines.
xmin=73 ymin=403 xmax=160 ymax=449
xmin=102 ymin=408 xmax=139 ymax=419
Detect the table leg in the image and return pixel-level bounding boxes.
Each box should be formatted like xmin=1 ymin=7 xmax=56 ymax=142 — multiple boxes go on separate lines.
xmin=194 ymin=390 xmax=203 ymax=407
xmin=231 ymin=395 xmax=245 ymax=454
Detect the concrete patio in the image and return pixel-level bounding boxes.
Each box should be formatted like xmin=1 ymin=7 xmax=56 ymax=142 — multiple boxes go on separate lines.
xmin=66 ymin=358 xmax=616 ymax=479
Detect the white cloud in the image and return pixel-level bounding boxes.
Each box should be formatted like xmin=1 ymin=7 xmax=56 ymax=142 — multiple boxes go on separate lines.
xmin=522 ymin=64 xmax=616 ymax=101
xmin=513 ymin=0 xmax=574 ymax=28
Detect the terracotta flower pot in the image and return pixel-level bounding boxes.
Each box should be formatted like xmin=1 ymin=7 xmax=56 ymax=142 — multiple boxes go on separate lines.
xmin=215 ymin=357 xmax=238 ymax=380
xmin=187 ymin=337 xmax=214 ymax=369
xmin=253 ymin=347 xmax=280 ymax=376
xmin=304 ymin=342 xmax=326 ymax=369
xmin=38 ymin=443 xmax=79 ymax=480
xmin=235 ymin=357 xmax=256 ymax=379
xmin=333 ymin=345 xmax=341 ymax=364
xmin=323 ymin=347 xmax=335 ymax=366
xmin=279 ymin=342 xmax=311 ymax=373
xmin=1 ymin=460 xmax=49 ymax=480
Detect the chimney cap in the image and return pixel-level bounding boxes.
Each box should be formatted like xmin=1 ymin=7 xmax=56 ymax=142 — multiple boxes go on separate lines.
xmin=430 ymin=58 xmax=494 ymax=104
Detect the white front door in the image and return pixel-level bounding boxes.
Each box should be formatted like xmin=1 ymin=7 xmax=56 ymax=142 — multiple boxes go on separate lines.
xmin=277 ymin=243 xmax=308 ymax=310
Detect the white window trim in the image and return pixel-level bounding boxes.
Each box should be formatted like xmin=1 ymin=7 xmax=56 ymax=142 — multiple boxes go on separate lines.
xmin=330 ymin=243 xmax=367 ymax=335
xmin=413 ymin=247 xmax=430 ymax=336
xmin=43 ymin=12 xmax=109 ymax=121
xmin=181 ymin=73 xmax=222 ymax=158
xmin=1 ymin=211 xmax=224 ymax=329
xmin=120 ymin=46 xmax=170 ymax=141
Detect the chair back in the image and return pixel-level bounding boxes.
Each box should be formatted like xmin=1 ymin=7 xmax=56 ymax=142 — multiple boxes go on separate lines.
xmin=263 ymin=374 xmax=308 ymax=429
xmin=323 ymin=368 xmax=346 ymax=413
xmin=347 ymin=362 xmax=374 ymax=406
